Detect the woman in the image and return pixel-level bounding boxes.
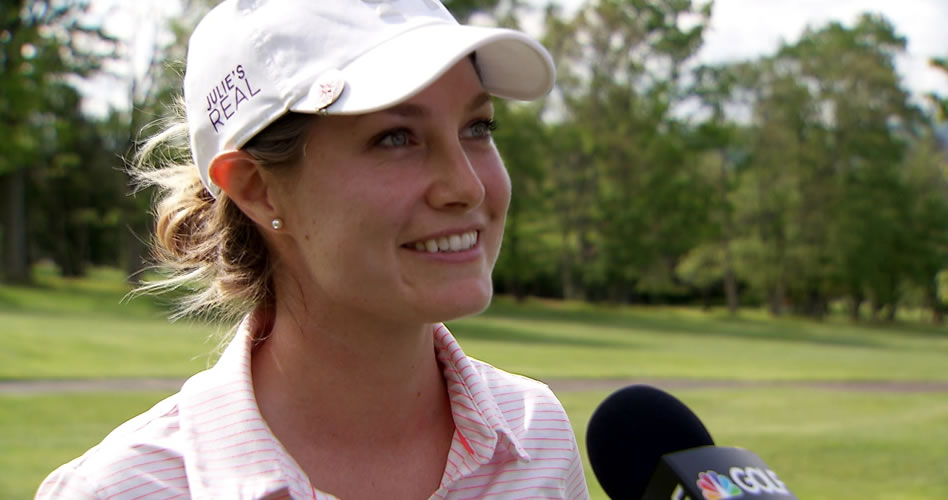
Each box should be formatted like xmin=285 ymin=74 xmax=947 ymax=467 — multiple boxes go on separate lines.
xmin=37 ymin=0 xmax=589 ymax=498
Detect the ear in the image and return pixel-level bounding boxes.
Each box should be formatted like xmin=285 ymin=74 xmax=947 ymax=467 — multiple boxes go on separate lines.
xmin=209 ymin=151 xmax=279 ymax=228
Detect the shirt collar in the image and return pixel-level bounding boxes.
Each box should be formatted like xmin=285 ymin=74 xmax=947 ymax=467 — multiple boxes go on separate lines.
xmin=434 ymin=324 xmax=531 ymax=466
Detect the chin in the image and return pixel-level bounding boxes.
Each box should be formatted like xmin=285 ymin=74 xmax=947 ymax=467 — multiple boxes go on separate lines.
xmin=424 ymin=282 xmax=494 ymax=322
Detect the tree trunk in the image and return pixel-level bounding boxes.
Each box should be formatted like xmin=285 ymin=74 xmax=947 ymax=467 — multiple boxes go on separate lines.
xmin=560 ymin=230 xmax=579 ymax=301
xmin=885 ymin=303 xmax=897 ymax=322
xmin=1 ymin=169 xmax=30 ymax=283
xmin=768 ymin=277 xmax=785 ymax=316
xmin=718 ymin=151 xmax=739 ymax=315
xmin=927 ymin=281 xmax=944 ymax=325
xmin=808 ymin=291 xmax=827 ymax=320
xmin=722 ymin=258 xmax=739 ymax=314
xmin=120 ymin=166 xmax=151 ymax=283
xmin=700 ymin=287 xmax=712 ymax=311
xmin=506 ymin=226 xmax=527 ymax=303
xmin=870 ymin=301 xmax=882 ymax=322
xmin=59 ymin=221 xmax=87 ymax=277
xmin=122 ymin=218 xmax=148 ymax=283
xmin=884 ymin=274 xmax=898 ymax=322
xmin=848 ymin=294 xmax=863 ymax=322
xmin=574 ymin=223 xmax=593 ymax=301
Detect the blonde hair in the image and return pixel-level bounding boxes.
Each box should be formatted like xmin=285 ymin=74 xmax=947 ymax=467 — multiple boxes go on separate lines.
xmin=131 ymin=97 xmax=314 ymax=326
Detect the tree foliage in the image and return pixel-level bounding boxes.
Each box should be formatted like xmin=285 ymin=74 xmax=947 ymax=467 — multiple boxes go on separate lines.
xmin=0 ymin=0 xmax=112 ymax=282
xmin=4 ymin=0 xmax=946 ymax=324
xmin=489 ymin=3 xmax=947 ymax=322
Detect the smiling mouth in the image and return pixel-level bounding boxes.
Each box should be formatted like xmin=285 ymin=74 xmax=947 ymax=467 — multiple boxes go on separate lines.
xmin=405 ymin=230 xmax=479 ymax=253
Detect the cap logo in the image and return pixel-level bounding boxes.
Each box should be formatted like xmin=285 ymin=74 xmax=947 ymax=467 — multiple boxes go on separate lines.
xmin=311 ymin=70 xmax=345 ymax=111
xmin=205 ymin=64 xmax=262 ymax=134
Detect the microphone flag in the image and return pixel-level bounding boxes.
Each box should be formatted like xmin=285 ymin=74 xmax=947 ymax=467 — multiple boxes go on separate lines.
xmin=642 ymin=445 xmax=798 ymax=500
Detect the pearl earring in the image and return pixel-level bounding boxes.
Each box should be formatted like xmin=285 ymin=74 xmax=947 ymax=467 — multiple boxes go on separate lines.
xmin=271 ymin=218 xmax=283 ymax=230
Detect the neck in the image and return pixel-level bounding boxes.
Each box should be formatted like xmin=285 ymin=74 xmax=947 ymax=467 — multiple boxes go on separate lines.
xmin=250 ymin=296 xmax=452 ymax=445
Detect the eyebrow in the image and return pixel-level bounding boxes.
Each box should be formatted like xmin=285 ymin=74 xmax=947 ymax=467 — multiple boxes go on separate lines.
xmin=382 ymin=91 xmax=493 ymax=118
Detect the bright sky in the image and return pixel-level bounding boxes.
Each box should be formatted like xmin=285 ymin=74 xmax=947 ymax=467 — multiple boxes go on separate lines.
xmin=81 ymin=0 xmax=947 ymax=115
xmin=694 ymin=0 xmax=947 ymax=103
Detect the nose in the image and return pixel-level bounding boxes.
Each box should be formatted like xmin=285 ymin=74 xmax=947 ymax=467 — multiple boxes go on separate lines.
xmin=425 ymin=139 xmax=486 ymax=211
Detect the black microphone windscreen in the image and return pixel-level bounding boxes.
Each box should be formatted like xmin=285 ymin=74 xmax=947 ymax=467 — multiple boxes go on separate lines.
xmin=586 ymin=385 xmax=714 ymax=500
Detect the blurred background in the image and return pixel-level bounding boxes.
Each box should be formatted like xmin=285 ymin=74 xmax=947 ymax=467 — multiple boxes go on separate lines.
xmin=1 ymin=1 xmax=947 ymax=499
xmin=1 ymin=0 xmax=946 ymax=320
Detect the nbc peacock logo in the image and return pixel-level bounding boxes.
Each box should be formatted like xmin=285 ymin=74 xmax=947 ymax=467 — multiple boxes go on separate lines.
xmin=697 ymin=470 xmax=744 ymax=499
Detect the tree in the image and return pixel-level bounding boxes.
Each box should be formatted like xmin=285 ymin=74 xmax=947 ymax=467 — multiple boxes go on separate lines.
xmin=102 ymin=0 xmax=212 ymax=281
xmin=731 ymin=63 xmax=817 ymax=315
xmin=927 ymin=57 xmax=948 ymax=122
xmin=492 ymin=99 xmax=560 ymax=300
xmin=906 ymin=55 xmax=948 ymax=323
xmin=899 ymin=132 xmax=948 ymax=323
xmin=683 ymin=63 xmax=753 ymax=314
xmin=28 ymin=83 xmax=115 ymax=276
xmin=722 ymin=14 xmax=923 ymax=318
xmin=0 ymin=0 xmax=111 ymax=283
xmin=541 ymin=0 xmax=712 ymax=301
xmin=794 ymin=15 xmax=921 ymax=319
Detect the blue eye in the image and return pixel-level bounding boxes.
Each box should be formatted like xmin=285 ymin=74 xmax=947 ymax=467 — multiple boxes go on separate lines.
xmin=377 ymin=129 xmax=411 ymax=147
xmin=464 ymin=119 xmax=497 ymax=139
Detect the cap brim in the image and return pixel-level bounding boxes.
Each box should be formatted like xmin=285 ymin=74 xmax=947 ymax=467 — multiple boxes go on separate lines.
xmin=292 ymin=23 xmax=555 ymax=115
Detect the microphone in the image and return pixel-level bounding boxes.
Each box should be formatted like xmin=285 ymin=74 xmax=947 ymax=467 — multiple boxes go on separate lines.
xmin=586 ymin=385 xmax=798 ymax=500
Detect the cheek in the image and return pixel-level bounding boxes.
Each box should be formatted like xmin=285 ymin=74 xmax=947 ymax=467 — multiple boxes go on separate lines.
xmin=481 ymin=158 xmax=511 ymax=266
xmin=482 ymin=156 xmax=512 ymax=216
xmin=498 ymin=166 xmax=512 ymax=211
xmin=303 ymin=179 xmax=413 ymax=268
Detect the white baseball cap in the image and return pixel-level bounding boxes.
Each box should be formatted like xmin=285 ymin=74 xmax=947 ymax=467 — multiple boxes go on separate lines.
xmin=184 ymin=0 xmax=556 ymax=196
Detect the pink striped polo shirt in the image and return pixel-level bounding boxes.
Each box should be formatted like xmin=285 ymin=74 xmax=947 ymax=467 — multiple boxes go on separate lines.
xmin=36 ymin=323 xmax=589 ymax=499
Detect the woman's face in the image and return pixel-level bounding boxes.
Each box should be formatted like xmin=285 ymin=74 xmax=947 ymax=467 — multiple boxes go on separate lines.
xmin=273 ymin=59 xmax=510 ymax=326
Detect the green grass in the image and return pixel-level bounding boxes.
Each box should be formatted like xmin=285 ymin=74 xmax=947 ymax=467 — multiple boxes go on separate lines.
xmin=0 ymin=392 xmax=175 ymax=499
xmin=4 ymin=270 xmax=946 ymax=384
xmin=454 ymin=297 xmax=948 ymax=383
xmin=2 ymin=268 xmax=947 ymax=499
xmin=0 ymin=266 xmax=218 ymax=379
xmin=560 ymin=388 xmax=948 ymax=500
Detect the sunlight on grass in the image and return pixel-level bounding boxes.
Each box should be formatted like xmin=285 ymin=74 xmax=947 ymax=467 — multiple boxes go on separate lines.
xmin=450 ymin=298 xmax=948 ymax=382
xmin=2 ymin=268 xmax=947 ymax=499
xmin=0 ymin=311 xmax=217 ymax=379
xmin=0 ymin=392 xmax=176 ymax=499
xmin=2 ymin=270 xmax=946 ymax=382
xmin=0 ymin=265 xmax=222 ymax=379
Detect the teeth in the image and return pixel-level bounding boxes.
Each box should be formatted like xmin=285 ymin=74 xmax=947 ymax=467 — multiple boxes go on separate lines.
xmin=412 ymin=230 xmax=479 ymax=253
